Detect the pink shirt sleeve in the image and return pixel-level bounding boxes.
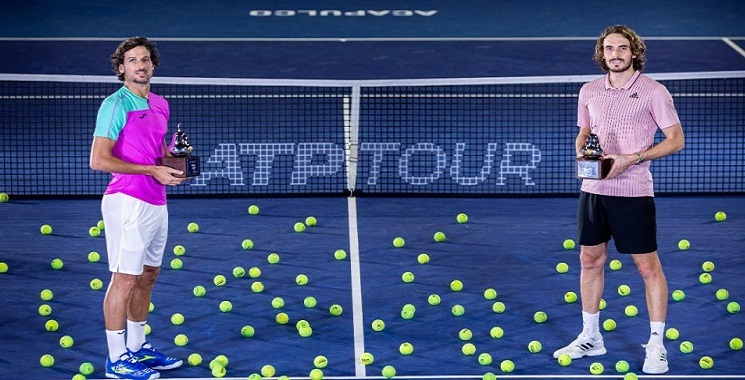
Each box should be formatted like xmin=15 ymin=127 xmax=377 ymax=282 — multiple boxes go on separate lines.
xmin=650 ymin=85 xmax=680 ymax=129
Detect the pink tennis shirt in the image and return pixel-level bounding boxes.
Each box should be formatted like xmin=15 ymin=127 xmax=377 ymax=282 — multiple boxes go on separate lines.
xmin=577 ymin=71 xmax=680 ymax=197
xmin=94 ymin=86 xmax=170 ymax=205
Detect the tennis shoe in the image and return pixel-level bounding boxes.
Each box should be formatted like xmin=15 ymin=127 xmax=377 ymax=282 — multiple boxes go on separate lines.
xmin=642 ymin=343 xmax=669 ymax=374
xmin=553 ymin=333 xmax=607 ymax=359
xmin=129 ymin=341 xmax=183 ymax=370
xmin=105 ymin=352 xmax=160 ymax=380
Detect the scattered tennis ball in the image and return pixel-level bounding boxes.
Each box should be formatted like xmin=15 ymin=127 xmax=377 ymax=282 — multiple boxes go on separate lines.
xmin=295 ymin=274 xmax=308 ymax=285
xmin=558 ymin=353 xmax=572 ymax=366
xmin=241 ymin=325 xmax=255 ymax=338
xmin=483 ymin=288 xmax=497 ymax=300
xmin=371 ymin=319 xmax=385 ymax=331
xmin=459 ymin=328 xmax=473 ymax=341
xmin=309 ymin=368 xmax=323 ymax=380
xmin=678 ymin=239 xmax=690 ymax=250
xmin=89 ymin=226 xmax=101 ymax=237
xmin=40 ymin=289 xmax=53 ymax=301
xmin=427 ymin=294 xmax=441 ymax=305
xmin=393 ymin=237 xmax=405 ymax=248
xmin=211 ymin=364 xmax=226 ymax=378
xmin=434 ymin=231 xmax=446 ymax=242
xmin=38 ymin=304 xmax=52 ymax=316
xmin=609 ymin=259 xmax=622 ymax=270
xmin=275 ymin=312 xmax=289 ymax=324
xmin=492 ymin=301 xmax=506 ymax=313
xmin=213 ymin=274 xmax=227 ymax=286
xmin=171 ymin=313 xmax=185 ymax=325
xmin=79 ymin=362 xmax=94 ymax=375
xmin=170 ymin=258 xmax=183 ymax=270
xmin=729 ymin=337 xmax=743 ymax=350
xmin=334 ymin=249 xmax=347 ymax=260
xmin=727 ymin=301 xmax=741 ymax=313
xmin=51 ymin=258 xmax=63 ymax=270
xmin=88 ymin=251 xmax=100 ymax=262
xmin=563 ymin=238 xmax=576 ymax=249
xmin=665 ymin=327 xmax=679 ymax=340
xmin=450 ymin=279 xmax=463 ymax=291
xmin=382 ymin=365 xmax=396 ymax=379
xmin=556 ymin=262 xmax=569 ymax=273
xmin=457 ymin=213 xmax=468 ymax=223
xmin=399 ymin=342 xmax=414 ymax=355
xmin=618 ymin=284 xmax=631 ymax=296
xmin=401 ymin=307 xmax=414 ymax=320
xmin=360 ymin=352 xmax=374 ymax=365
xmin=90 ymin=278 xmax=103 ymax=290
xmin=173 ymin=245 xmax=185 ymax=255
xmin=305 ymin=216 xmax=317 ymax=226
xmin=716 ymin=288 xmax=729 ymax=301
xmin=188 ymin=353 xmax=202 ymax=366
xmin=296 ymin=319 xmax=310 ymax=330
xmin=248 ymin=205 xmax=259 ymax=215
xmin=602 ymin=318 xmax=616 ymax=331
xmin=213 ymin=355 xmax=229 ymax=368
xmin=241 ymin=239 xmax=254 ymax=250
xmin=462 ymin=343 xmax=476 ymax=355
xmin=679 ymin=340 xmax=694 ymax=353
xmin=59 ymin=335 xmax=74 ymax=348
xmin=672 ymin=289 xmax=685 ymax=301
xmin=144 ymin=323 xmax=151 ymax=335
xmin=329 ymin=304 xmax=343 ymax=316
xmin=187 ymin=222 xmax=199 ymax=233
xmin=314 ymin=355 xmax=328 ymax=368
xmin=478 ymin=352 xmax=493 ymax=365
xmin=0 ymin=262 xmax=7 ymax=273
xmin=599 ymin=298 xmax=607 ymax=310
xmin=417 ymin=253 xmax=430 ymax=264
xmin=304 ymin=296 xmax=317 ymax=308
xmin=294 ymin=222 xmax=306 ymax=232
xmin=271 ymin=297 xmax=285 ymax=309
xmin=483 ymin=372 xmax=497 ymax=380
xmin=248 ymin=267 xmax=261 ymax=278
xmin=624 ymin=305 xmax=638 ymax=317
xmin=528 ymin=340 xmax=542 ymax=353
xmin=699 ymin=273 xmax=712 ymax=284
xmin=40 ymin=354 xmax=54 ymax=367
xmin=40 ymin=224 xmax=53 ymax=235
xmin=714 ymin=211 xmax=726 ymax=221
xmin=267 ymin=253 xmax=280 ymax=264
xmin=219 ymin=301 xmax=232 ymax=312
xmin=0 ymin=192 xmax=8 ymax=202
xmin=565 ymin=291 xmax=578 ymax=303
xmin=699 ymin=356 xmax=714 ymax=369
xmin=149 ymin=302 xmax=155 ymax=312
xmin=500 ymin=359 xmax=515 ymax=373
xmin=615 ymin=360 xmax=629 ymax=373
xmin=233 ymin=266 xmax=245 ymax=278
xmin=401 ymin=271 xmax=415 ymax=283
xmin=702 ymin=260 xmax=715 ymax=272
xmin=452 ymin=304 xmax=465 ymax=316
xmin=590 ymin=362 xmax=604 ymax=375
xmin=45 ymin=319 xmax=59 ymax=332
xmin=193 ymin=285 xmax=206 ymax=297
xmin=261 ymin=364 xmax=275 ymax=377
xmin=247 ymin=374 xmax=261 ymax=380
xmin=298 ymin=326 xmax=313 ymax=337
xmin=533 ymin=311 xmax=547 ymax=323
xmin=490 ymin=326 xmax=504 ymax=339
xmin=96 ymin=219 xmax=105 ymax=230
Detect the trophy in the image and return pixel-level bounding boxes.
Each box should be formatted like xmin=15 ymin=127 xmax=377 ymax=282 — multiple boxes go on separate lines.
xmin=159 ymin=123 xmax=200 ymax=178
xmin=575 ymin=133 xmax=612 ymax=179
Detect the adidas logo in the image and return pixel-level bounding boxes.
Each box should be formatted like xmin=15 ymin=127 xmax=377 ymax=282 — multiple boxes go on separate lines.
xmin=630 ymin=92 xmax=639 ymax=99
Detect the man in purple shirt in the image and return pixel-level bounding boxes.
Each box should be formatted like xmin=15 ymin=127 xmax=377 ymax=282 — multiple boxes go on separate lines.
xmin=553 ymin=25 xmax=684 ymax=375
xmin=90 ymin=37 xmax=186 ymax=380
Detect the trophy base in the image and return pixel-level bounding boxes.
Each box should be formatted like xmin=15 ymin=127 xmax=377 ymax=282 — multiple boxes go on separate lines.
xmin=160 ymin=156 xmax=201 ymax=178
xmin=576 ymin=157 xmax=613 ymax=179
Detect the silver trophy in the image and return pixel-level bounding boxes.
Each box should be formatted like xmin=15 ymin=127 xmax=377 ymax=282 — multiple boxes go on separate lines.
xmin=575 ymin=133 xmax=612 ymax=179
xmin=160 ymin=123 xmax=200 ymax=178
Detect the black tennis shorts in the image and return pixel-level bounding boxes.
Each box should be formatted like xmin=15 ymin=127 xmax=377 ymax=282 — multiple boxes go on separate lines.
xmin=577 ymin=191 xmax=657 ymax=254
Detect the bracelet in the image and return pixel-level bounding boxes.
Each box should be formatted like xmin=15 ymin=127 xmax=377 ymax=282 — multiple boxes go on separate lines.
xmin=634 ymin=153 xmax=645 ymax=165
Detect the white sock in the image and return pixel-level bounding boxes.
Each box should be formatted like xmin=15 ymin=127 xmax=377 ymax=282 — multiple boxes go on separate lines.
xmin=582 ymin=311 xmax=601 ymax=338
xmin=126 ymin=320 xmax=147 ymax=352
xmin=649 ymin=321 xmax=665 ymax=346
xmin=106 ymin=329 xmax=127 ymax=362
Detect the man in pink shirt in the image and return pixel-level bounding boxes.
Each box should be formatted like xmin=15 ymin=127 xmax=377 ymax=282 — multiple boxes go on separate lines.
xmin=553 ymin=25 xmax=684 ymax=374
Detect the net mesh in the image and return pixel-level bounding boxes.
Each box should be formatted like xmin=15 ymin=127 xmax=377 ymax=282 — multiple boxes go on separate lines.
xmin=0 ymin=72 xmax=742 ymax=197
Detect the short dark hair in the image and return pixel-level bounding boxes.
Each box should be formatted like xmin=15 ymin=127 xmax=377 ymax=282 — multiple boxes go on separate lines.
xmin=593 ymin=25 xmax=646 ymax=73
xmin=111 ymin=36 xmax=160 ymax=81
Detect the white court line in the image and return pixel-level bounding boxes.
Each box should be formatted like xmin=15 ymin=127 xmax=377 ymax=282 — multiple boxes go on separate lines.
xmin=347 ymin=196 xmax=366 ymax=378
xmin=723 ymin=38 xmax=745 ymax=59
xmin=87 ymin=374 xmax=745 ymax=379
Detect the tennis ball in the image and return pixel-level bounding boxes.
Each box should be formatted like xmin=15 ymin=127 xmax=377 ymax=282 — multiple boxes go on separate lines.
xmin=534 ymin=311 xmax=547 ymax=323
xmin=680 ymin=340 xmax=694 ymax=353
xmin=0 ymin=262 xmax=7 ymax=273
xmin=727 ymin=301 xmax=741 ymax=313
xmin=149 ymin=302 xmax=154 ymax=312
xmin=401 ymin=307 xmax=415 ymax=320
xmin=590 ymin=362 xmax=604 ymax=375
xmin=624 ymin=305 xmax=638 ymax=317
xmin=174 ymin=334 xmax=188 ymax=346
xmin=665 ymin=327 xmax=679 ymax=340
xmin=490 ymin=326 xmax=504 ymax=339
xmin=193 ymin=285 xmax=206 ymax=297
xmin=457 ymin=213 xmax=468 ymax=223
xmin=144 ymin=323 xmax=151 ymax=335
xmin=382 ymin=365 xmax=396 ymax=379
xmin=716 ymin=288 xmax=729 ymax=301
xmin=267 ymin=253 xmax=280 ymax=264
xmin=0 ymin=192 xmax=8 ymax=202
xmin=261 ymin=365 xmax=275 ymax=377
xmin=40 ymin=289 xmax=53 ymax=301
xmin=51 ymin=258 xmax=63 ymax=270
xmin=171 ymin=313 xmax=185 ymax=325
xmin=609 ymin=259 xmax=622 ymax=270
xmin=88 ymin=251 xmax=100 ymax=262
xmin=602 ymin=318 xmax=617 ymax=331
xmin=500 ymin=359 xmax=515 ymax=373
xmin=213 ymin=274 xmax=227 ymax=286
xmin=563 ymin=238 xmax=576 ymax=249
xmin=211 ymin=364 xmax=226 ymax=378
xmin=170 ymin=258 xmax=183 ymax=270
xmin=248 ymin=205 xmax=259 ymax=215
xmin=331 ymin=249 xmax=347 ymax=261
xmin=213 ymin=354 xmax=229 ymax=367
xmin=171 ymin=245 xmax=185 ymax=256
xmin=393 ymin=237 xmax=405 ymax=247
xmin=678 ymin=239 xmax=690 ymax=250
xmin=428 ymin=294 xmax=441 ymax=305
xmin=296 ymin=319 xmax=310 ymax=330
xmin=484 ymin=288 xmax=497 ymax=300
xmin=459 ymin=328 xmax=473 ymax=341
xmin=295 ymin=274 xmax=309 ymax=285
xmin=96 ymin=219 xmax=105 ymax=230
xmin=702 ymin=260 xmax=715 ymax=272
xmin=528 ymin=340 xmax=542 ymax=353
xmin=188 ymin=353 xmax=202 ymax=366
xmin=219 ymin=300 xmax=232 ymax=312
xmin=90 ymin=278 xmax=103 ymax=290
xmin=79 ymin=362 xmax=94 ymax=375
xmin=241 ymin=239 xmax=254 ymax=250
xmin=360 ymin=352 xmax=374 ymax=365
xmin=89 ymin=226 xmax=101 ymax=237
xmin=187 ymin=222 xmax=199 ymax=233
xmin=599 ymin=298 xmax=607 ymax=310
xmin=45 ymin=319 xmax=59 ymax=332
xmin=434 ymin=231 xmax=446 ymax=242
xmin=615 ymin=360 xmax=629 ymax=373
xmin=241 ymin=325 xmax=255 ymax=338
xmin=41 ymin=224 xmax=52 ymax=235
xmin=60 ymin=335 xmax=74 ymax=348
xmin=558 ymin=353 xmax=572 ymax=366
xmin=399 ymin=342 xmax=414 ymax=355
xmin=618 ymin=284 xmax=631 ymax=296
xmin=492 ymin=301 xmax=506 ymax=313
xmin=478 ymin=352 xmax=493 ymax=365
xmin=248 ymin=266 xmax=261 ymax=278
xmin=729 ymin=337 xmax=743 ymax=350
xmin=39 ymin=304 xmax=52 ymax=316
xmin=275 ymin=312 xmax=289 ymax=324
xmin=450 ymin=279 xmax=463 ymax=291
xmin=305 ymin=216 xmax=317 ymax=226
xmin=40 ymin=354 xmax=54 ymax=367
xmin=699 ymin=356 xmax=714 ymax=369
xmin=565 ymin=291 xmax=578 ymax=303
xmin=483 ymin=372 xmax=497 ymax=380
xmin=699 ymin=272 xmax=712 ymax=284
xmin=298 ymin=326 xmax=313 ymax=337
xmin=304 ymin=296 xmax=317 ymax=308
xmin=294 ymin=222 xmax=306 ymax=232
xmin=462 ymin=343 xmax=476 ymax=355
xmin=314 ymin=355 xmax=328 ymax=368
xmin=715 ymin=211 xmax=726 ymax=221
xmin=232 ymin=266 xmax=245 ymax=278
xmin=672 ymin=289 xmax=685 ymax=301
xmin=271 ymin=297 xmax=285 ymax=309
xmin=452 ymin=304 xmax=465 ymax=316
xmin=369 ymin=319 xmax=384 ymax=332
xmin=556 ymin=262 xmax=569 ymax=273
xmin=329 ymin=304 xmax=343 ymax=316
xmin=401 ymin=271 xmax=415 ymax=283
xmin=624 ymin=373 xmax=638 ymax=380
xmin=248 ymin=374 xmax=261 ymax=380
xmin=417 ymin=253 xmax=430 ymax=264
xmin=309 ymin=368 xmax=323 ymax=380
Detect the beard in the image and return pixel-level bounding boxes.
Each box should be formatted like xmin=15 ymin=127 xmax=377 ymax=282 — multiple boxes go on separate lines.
xmin=607 ymin=58 xmax=633 ymax=73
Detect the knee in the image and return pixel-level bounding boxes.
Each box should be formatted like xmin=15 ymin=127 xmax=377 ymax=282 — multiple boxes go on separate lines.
xmin=635 ymin=259 xmax=664 ymax=280
xmin=580 ymin=249 xmax=606 ymax=271
xmin=136 ymin=267 xmax=160 ymax=289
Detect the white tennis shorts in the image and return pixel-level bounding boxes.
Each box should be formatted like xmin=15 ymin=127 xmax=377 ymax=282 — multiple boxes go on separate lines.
xmin=101 ymin=193 xmax=168 ymax=275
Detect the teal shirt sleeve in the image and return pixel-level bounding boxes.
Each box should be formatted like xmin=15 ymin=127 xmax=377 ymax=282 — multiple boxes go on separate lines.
xmin=94 ymin=92 xmax=127 ymax=140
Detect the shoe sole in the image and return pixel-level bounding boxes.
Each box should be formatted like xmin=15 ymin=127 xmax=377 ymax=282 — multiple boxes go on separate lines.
xmin=106 ymin=372 xmax=160 ymax=380
xmin=643 ymin=365 xmax=669 ymax=374
xmin=553 ymin=347 xmax=607 ymax=359
xmin=151 ymin=360 xmax=183 ymax=370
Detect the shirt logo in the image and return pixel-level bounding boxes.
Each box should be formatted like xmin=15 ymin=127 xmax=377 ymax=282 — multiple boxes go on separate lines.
xmin=630 ymin=92 xmax=639 ymax=99
xmin=139 ymin=114 xmax=147 ymax=119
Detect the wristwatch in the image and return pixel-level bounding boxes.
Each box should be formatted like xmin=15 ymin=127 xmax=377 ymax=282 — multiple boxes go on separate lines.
xmin=634 ymin=153 xmax=645 ymax=165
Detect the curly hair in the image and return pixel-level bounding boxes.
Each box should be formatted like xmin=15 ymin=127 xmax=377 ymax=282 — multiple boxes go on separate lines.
xmin=593 ymin=25 xmax=646 ymax=73
xmin=111 ymin=37 xmax=160 ymax=81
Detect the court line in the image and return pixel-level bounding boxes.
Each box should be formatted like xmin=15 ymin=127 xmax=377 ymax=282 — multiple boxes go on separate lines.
xmin=93 ymin=374 xmax=745 ymax=380
xmin=1 ymin=36 xmax=743 ymax=42
xmin=347 ymin=196 xmax=366 ymax=377
xmin=723 ymin=38 xmax=745 ymax=59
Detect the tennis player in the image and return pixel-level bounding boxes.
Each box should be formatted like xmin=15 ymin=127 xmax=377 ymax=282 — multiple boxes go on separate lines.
xmin=90 ymin=36 xmax=186 ymax=380
xmin=553 ymin=25 xmax=684 ymax=375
